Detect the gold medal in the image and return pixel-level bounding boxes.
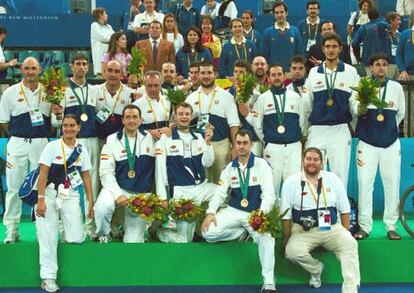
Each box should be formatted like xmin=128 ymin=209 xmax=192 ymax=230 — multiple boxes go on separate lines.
xmin=240 ymin=199 xmax=249 ymax=208
xmin=326 ymin=98 xmax=334 ymax=107
xmin=80 ymin=113 xmax=88 ymax=121
xmin=376 ymin=114 xmax=384 ymax=122
xmin=277 ymin=125 xmax=286 ymax=134
xmin=128 ymin=170 xmax=136 ymax=178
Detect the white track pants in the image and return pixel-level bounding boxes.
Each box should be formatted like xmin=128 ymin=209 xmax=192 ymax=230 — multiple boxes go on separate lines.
xmin=202 ymin=207 xmax=276 ymax=287
xmin=4 ymin=137 xmax=48 ymax=232
xmin=356 ymin=140 xmax=401 ymax=233
xmin=35 ymin=185 xmax=85 ymax=280
xmin=306 ymin=124 xmax=351 ymax=189
xmin=94 ymin=188 xmax=146 ymax=243
xmin=285 ymin=223 xmax=360 ymax=293
xmin=263 ymin=141 xmax=302 ymax=200
xmin=78 ymin=137 xmax=100 ymax=235
xmin=157 ymin=182 xmax=217 ymax=243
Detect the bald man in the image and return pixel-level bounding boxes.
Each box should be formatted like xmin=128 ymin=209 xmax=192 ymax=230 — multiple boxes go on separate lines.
xmin=0 ymin=57 xmax=60 ymax=243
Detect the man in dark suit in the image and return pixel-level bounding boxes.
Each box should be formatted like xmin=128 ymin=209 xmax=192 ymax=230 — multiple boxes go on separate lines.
xmin=307 ymin=21 xmax=351 ymax=71
xmin=135 ymin=20 xmax=176 ymax=72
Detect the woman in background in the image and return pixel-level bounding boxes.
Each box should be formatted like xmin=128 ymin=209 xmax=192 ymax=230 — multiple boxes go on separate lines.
xmin=201 ymin=15 xmax=221 ymax=70
xmin=162 ymin=13 xmax=184 ymax=53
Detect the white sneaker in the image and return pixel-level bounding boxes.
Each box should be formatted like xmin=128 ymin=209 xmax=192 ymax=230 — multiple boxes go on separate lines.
xmin=309 ymin=263 xmax=324 ymax=288
xmin=41 ymin=279 xmax=60 ymax=292
xmin=3 ymin=230 xmax=19 ymax=244
xmin=98 ymin=235 xmax=111 ymax=243
xmin=87 ymin=231 xmax=98 ymax=241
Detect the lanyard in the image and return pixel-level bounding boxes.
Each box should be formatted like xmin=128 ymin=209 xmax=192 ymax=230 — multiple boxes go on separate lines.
xmin=377 ymin=80 xmax=388 ymax=114
xmin=306 ymin=181 xmax=328 ymax=210
xmin=197 ymin=89 xmax=217 ymax=114
xmin=272 ymin=91 xmax=286 ymax=125
xmin=124 ymin=133 xmax=138 ymax=172
xmin=70 ymin=80 xmax=89 ymax=114
xmin=308 ymin=22 xmax=318 ymax=40
xmin=187 ymin=51 xmax=198 ymax=68
xmin=60 ymin=139 xmax=80 ymax=178
xmin=237 ymin=167 xmax=250 ymax=200
xmin=103 ymin=84 xmax=124 ymax=114
xmin=19 ymin=83 xmax=41 ymax=109
xmin=324 ymin=66 xmax=338 ymax=99
xmin=234 ymin=43 xmax=248 ymax=61
xmin=145 ymin=12 xmax=155 ymax=24
xmin=146 ymin=96 xmax=168 ymax=128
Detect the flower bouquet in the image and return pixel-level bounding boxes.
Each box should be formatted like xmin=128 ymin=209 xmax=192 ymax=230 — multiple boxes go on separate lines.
xmin=127 ymin=47 xmax=147 ymax=80
xmin=249 ymin=206 xmax=289 ymax=240
xmin=169 ymin=198 xmax=206 ymax=222
xmin=166 ymin=88 xmax=187 ymax=109
xmin=258 ymin=83 xmax=270 ymax=94
xmin=128 ymin=193 xmax=168 ymax=223
xmin=235 ymin=73 xmax=257 ymax=104
xmin=350 ymin=77 xmax=389 ymax=115
xmin=38 ymin=66 xmax=67 ymax=105
xmin=216 ymin=78 xmax=233 ymax=90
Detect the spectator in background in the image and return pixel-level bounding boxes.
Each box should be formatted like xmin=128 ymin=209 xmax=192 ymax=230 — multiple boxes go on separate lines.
xmin=172 ymin=0 xmax=201 ymax=36
xmin=201 ymin=15 xmax=221 ymax=70
xmin=136 ymin=20 xmax=176 ymax=73
xmin=385 ymin=12 xmax=402 ymax=79
xmin=308 ymin=21 xmax=351 ymax=70
xmin=133 ymin=0 xmax=165 ymax=41
xmin=262 ymin=1 xmax=304 ymax=72
xmin=396 ymin=0 xmax=413 ymax=31
xmin=218 ymin=18 xmax=257 ymax=79
xmin=241 ymin=10 xmax=262 ymax=52
xmin=212 ymin=0 xmax=238 ymax=33
xmin=0 ymin=26 xmax=17 ymax=79
xmin=120 ymin=0 xmax=145 ymax=52
xmin=0 ymin=0 xmax=17 ymax=14
xmin=176 ymin=26 xmax=212 ymax=79
xmin=396 ymin=20 xmax=414 ymax=137
xmin=101 ymin=31 xmax=132 ymax=82
xmin=201 ymin=0 xmax=219 ymax=18
xmin=296 ymin=0 xmax=325 ymax=53
xmin=162 ymin=13 xmax=184 ymax=53
xmin=91 ymin=7 xmax=115 ymax=77
xmin=352 ymin=6 xmax=390 ymax=75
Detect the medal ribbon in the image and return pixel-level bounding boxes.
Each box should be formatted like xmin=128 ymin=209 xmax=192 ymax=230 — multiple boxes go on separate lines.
xmin=103 ymin=84 xmax=124 ymax=114
xmin=324 ymin=66 xmax=338 ymax=104
xmin=19 ymin=83 xmax=42 ymax=109
xmin=60 ymin=139 xmax=80 ymax=179
xmin=306 ymin=181 xmax=328 ymax=210
xmin=377 ymin=80 xmax=388 ymax=115
xmin=187 ymin=51 xmax=198 ymax=68
xmin=70 ymin=80 xmax=89 ymax=115
xmin=272 ymin=91 xmax=286 ymax=126
xmin=308 ymin=22 xmax=318 ymax=40
xmin=197 ymin=89 xmax=217 ymax=114
xmin=124 ymin=133 xmax=138 ymax=173
xmin=237 ymin=167 xmax=250 ymax=200
xmin=234 ymin=43 xmax=248 ymax=61
xmin=146 ymin=96 xmax=169 ymax=128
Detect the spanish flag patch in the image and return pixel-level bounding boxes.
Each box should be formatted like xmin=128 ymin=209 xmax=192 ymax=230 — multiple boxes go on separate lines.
xmin=155 ymin=148 xmax=163 ymax=155
xmin=100 ymin=154 xmax=110 ymax=160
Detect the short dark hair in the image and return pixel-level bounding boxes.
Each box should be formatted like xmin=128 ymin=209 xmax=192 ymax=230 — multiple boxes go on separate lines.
xmin=235 ymin=129 xmax=253 ymax=142
xmin=306 ymin=0 xmax=320 ymax=9
xmin=233 ymin=59 xmax=251 ymax=73
xmin=174 ymin=102 xmax=193 ymax=113
xmin=273 ymin=1 xmax=288 ymax=13
xmin=150 ymin=20 xmax=162 ymax=29
xmin=242 ymin=10 xmax=255 ymax=28
xmin=198 ymin=60 xmax=214 ymax=69
xmin=303 ymin=147 xmax=323 ymax=161
xmin=368 ymin=52 xmax=389 ymax=66
xmin=268 ymin=63 xmax=285 ymax=74
xmin=189 ymin=61 xmax=200 ymax=70
xmin=62 ymin=114 xmax=80 ymax=125
xmin=71 ymin=53 xmax=88 ymax=64
xmin=386 ymin=11 xmax=400 ymax=23
xmin=322 ymin=33 xmax=342 ymax=47
xmin=290 ymin=55 xmax=307 ymax=66
xmin=368 ymin=7 xmax=379 ymax=20
xmin=320 ymin=20 xmax=336 ymax=32
xmin=122 ymin=104 xmax=142 ymax=118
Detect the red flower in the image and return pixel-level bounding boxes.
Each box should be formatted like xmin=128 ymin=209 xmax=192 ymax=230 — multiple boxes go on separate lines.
xmin=183 ymin=201 xmax=193 ymax=211
xmin=143 ymin=206 xmax=153 ymax=216
xmin=132 ymin=198 xmax=142 ymax=207
xmin=251 ymin=216 xmax=263 ymax=230
xmin=175 ymin=207 xmax=184 ymax=215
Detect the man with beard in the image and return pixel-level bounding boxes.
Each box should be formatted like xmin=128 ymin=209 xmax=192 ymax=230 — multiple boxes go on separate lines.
xmin=296 ymin=0 xmax=325 ymax=52
xmin=185 ymin=60 xmax=240 ymax=183
xmin=254 ymin=64 xmax=303 ymax=200
xmin=160 ymin=62 xmax=177 ymax=92
xmin=155 ymin=102 xmax=216 ymax=242
xmin=304 ymin=33 xmax=359 ymax=189
xmin=201 ymin=129 xmax=277 ymax=293
xmin=251 ymin=56 xmax=269 ymax=87
xmin=287 ymin=55 xmax=308 ymax=97
xmin=281 ymin=147 xmax=360 ymax=292
xmin=353 ymin=53 xmax=405 ymax=241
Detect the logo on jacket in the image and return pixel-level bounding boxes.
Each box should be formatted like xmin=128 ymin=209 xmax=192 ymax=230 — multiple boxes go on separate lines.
xmin=289 ymin=37 xmax=294 ymax=43
xmin=267 ymin=104 xmax=273 ymax=108
xmin=122 ymin=149 xmax=127 ymax=153
xmin=146 ymin=147 xmax=150 ymax=153
xmin=17 ymin=98 xmax=24 ymax=102
xmin=388 ymin=101 xmax=394 ymax=107
xmin=55 ymin=156 xmax=62 ymax=160
xmin=170 ymin=145 xmax=176 ymax=149
xmin=231 ymin=176 xmax=237 ymax=181
xmin=147 ymin=109 xmax=153 ymax=113
xmin=290 ymin=105 xmax=294 ymax=110
xmin=69 ymin=96 xmax=76 ymax=100
xmin=98 ymin=98 xmax=104 ymax=101
xmin=252 ymin=176 xmax=257 ymax=182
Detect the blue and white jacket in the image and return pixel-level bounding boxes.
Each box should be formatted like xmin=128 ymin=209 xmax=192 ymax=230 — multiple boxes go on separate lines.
xmin=207 ymin=154 xmax=276 ymax=213
xmin=99 ymin=128 xmax=155 ymax=199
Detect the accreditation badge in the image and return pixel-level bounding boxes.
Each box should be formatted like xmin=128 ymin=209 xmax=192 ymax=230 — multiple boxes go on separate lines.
xmin=68 ymin=170 xmax=83 ymax=190
xmin=197 ymin=113 xmax=209 ymax=133
xmin=29 ymin=107 xmax=44 ymax=127
xmin=318 ymin=209 xmax=331 ymax=231
xmin=96 ymin=105 xmax=112 ymax=124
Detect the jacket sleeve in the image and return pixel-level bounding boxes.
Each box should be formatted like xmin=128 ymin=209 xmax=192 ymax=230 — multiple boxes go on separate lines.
xmin=99 ymin=142 xmax=124 ymax=200
xmin=155 ymin=135 xmax=168 ymax=200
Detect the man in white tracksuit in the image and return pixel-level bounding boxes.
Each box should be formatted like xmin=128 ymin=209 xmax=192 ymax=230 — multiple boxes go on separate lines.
xmin=253 ymin=64 xmax=304 ymax=200
xmin=352 ymin=53 xmax=405 ymax=241
xmin=304 ymin=33 xmax=360 ymax=189
xmin=155 ymin=102 xmax=216 ymax=242
xmin=94 ymin=104 xmax=156 ymax=243
xmin=201 ymin=129 xmax=277 ymax=293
